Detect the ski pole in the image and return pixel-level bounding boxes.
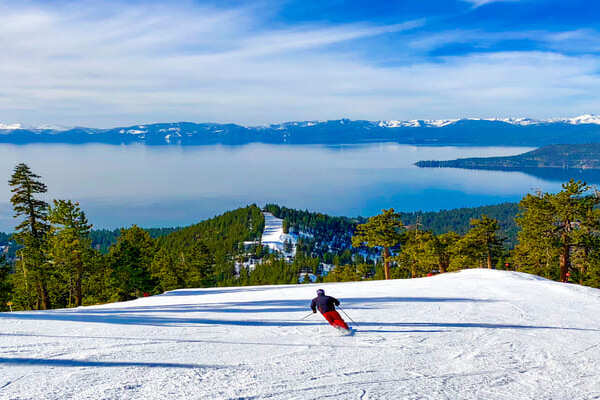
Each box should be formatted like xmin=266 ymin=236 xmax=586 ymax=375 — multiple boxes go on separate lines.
xmin=300 ymin=312 xmax=315 ymax=320
xmin=338 ymin=305 xmax=359 ymax=327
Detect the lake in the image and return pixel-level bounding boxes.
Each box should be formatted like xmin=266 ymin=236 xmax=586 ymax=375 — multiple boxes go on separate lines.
xmin=0 ymin=143 xmax=578 ymax=232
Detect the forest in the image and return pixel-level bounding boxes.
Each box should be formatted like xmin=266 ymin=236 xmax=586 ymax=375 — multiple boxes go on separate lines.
xmin=264 ymin=202 xmax=519 ymax=251
xmin=1 ymin=163 xmax=599 ymax=312
xmin=416 ymin=143 xmax=600 ymax=170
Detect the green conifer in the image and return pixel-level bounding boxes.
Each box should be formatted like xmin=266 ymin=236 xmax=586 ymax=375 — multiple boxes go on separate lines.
xmin=48 ymin=200 xmax=93 ymax=307
xmin=352 ymin=209 xmax=403 ymax=279
xmin=515 ymin=180 xmax=600 ymax=282
xmin=9 ymin=163 xmax=50 ymax=309
xmin=108 ymin=226 xmax=156 ymax=300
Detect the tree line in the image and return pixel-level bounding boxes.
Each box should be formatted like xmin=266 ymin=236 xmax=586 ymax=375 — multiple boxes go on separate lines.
xmin=1 ymin=163 xmax=268 ymax=311
xmin=264 ymin=202 xmax=520 ymax=258
xmin=349 ymin=180 xmax=600 ymax=285
xmin=2 ymin=163 xmax=599 ymax=312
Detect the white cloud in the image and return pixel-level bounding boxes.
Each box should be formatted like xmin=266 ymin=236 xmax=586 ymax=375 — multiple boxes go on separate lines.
xmin=461 ymin=0 xmax=521 ymax=7
xmin=0 ymin=1 xmax=599 ymax=127
xmin=408 ymin=28 xmax=600 ymax=53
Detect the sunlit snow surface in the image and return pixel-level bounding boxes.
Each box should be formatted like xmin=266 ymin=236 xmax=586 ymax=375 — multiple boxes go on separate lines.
xmin=261 ymin=212 xmax=285 ymax=252
xmin=261 ymin=212 xmax=296 ymax=255
xmin=1 ymin=269 xmax=600 ymax=399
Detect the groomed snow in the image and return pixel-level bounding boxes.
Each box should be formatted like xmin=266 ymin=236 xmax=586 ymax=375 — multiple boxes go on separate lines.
xmin=1 ymin=269 xmax=600 ymax=399
xmin=261 ymin=212 xmax=295 ymax=255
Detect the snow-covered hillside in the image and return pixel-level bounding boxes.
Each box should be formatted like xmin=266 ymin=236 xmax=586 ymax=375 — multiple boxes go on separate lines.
xmin=1 ymin=269 xmax=600 ymax=399
xmin=261 ymin=212 xmax=296 ymax=255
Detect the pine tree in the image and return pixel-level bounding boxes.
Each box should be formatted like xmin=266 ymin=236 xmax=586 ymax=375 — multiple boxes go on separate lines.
xmin=282 ymin=218 xmax=289 ymax=234
xmin=283 ymin=239 xmax=293 ymax=254
xmin=514 ymin=180 xmax=600 ymax=282
xmin=150 ymin=247 xmax=179 ymax=292
xmin=108 ymin=226 xmax=156 ymax=301
xmin=511 ymin=192 xmax=557 ymax=278
xmin=396 ymin=229 xmax=437 ymax=278
xmin=356 ymin=262 xmax=374 ymax=279
xmin=80 ymin=251 xmax=112 ymax=305
xmin=433 ymin=232 xmax=460 ymax=273
xmin=583 ymin=240 xmax=600 ymax=288
xmin=323 ymin=265 xmax=361 ymax=282
xmin=47 ymin=200 xmax=93 ymax=307
xmin=352 ymin=209 xmax=403 ymax=280
xmin=182 ymin=240 xmax=214 ymax=288
xmin=467 ymin=215 xmax=504 ymax=269
xmin=9 ymin=163 xmax=51 ymax=309
xmin=449 ymin=216 xmax=503 ymax=270
xmin=0 ymin=255 xmax=12 ymax=311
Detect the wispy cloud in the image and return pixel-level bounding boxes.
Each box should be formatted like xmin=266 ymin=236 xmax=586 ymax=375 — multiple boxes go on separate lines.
xmin=407 ymin=28 xmax=600 ymax=54
xmin=0 ymin=0 xmax=598 ymax=126
xmin=461 ymin=0 xmax=521 ymax=7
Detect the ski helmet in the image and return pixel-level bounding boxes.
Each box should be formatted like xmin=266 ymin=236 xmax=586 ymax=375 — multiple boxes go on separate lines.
xmin=316 ymin=289 xmax=325 ymax=295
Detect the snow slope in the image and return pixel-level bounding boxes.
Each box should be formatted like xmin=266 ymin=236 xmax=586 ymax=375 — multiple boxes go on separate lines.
xmin=1 ymin=269 xmax=600 ymax=399
xmin=261 ymin=212 xmax=295 ymax=255
xmin=261 ymin=212 xmax=284 ymax=252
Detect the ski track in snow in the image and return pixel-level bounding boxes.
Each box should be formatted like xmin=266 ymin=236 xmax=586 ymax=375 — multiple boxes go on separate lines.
xmin=1 ymin=269 xmax=600 ymax=399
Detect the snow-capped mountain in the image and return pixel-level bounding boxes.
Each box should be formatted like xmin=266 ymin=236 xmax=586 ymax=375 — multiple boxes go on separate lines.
xmin=376 ymin=114 xmax=600 ymax=128
xmin=378 ymin=119 xmax=460 ymax=128
xmin=1 ymin=114 xmax=600 ymax=146
xmin=0 ymin=123 xmax=73 ymax=131
xmin=551 ymin=114 xmax=600 ymax=125
xmin=0 ymin=123 xmax=25 ymax=130
xmin=3 ymin=114 xmax=599 ymax=133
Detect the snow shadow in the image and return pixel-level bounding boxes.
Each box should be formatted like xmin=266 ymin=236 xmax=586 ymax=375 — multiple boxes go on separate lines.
xmin=0 ymin=296 xmax=502 ymax=328
xmin=0 ymin=357 xmax=225 ymax=369
xmin=0 ymin=332 xmax=445 ymax=349
xmin=160 ymin=286 xmax=279 ymax=296
xmin=0 ymin=311 xmax=324 ymax=326
xmin=342 ymin=297 xmax=496 ymax=306
xmin=352 ymin=322 xmax=599 ymax=331
xmin=355 ymin=329 xmax=448 ymax=333
xmin=55 ymin=300 xmax=325 ymax=315
xmin=28 ymin=296 xmax=492 ymax=316
xmin=0 ymin=310 xmax=595 ymax=332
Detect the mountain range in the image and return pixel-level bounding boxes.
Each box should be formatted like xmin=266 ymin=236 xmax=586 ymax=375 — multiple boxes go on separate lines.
xmin=1 ymin=115 xmax=600 ymax=146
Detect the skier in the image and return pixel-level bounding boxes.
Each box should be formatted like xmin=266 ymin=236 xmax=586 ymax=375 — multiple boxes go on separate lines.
xmin=311 ymin=289 xmax=350 ymax=331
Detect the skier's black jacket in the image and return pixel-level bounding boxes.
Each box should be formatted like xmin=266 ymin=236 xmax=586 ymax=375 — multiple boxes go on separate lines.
xmin=311 ymin=294 xmax=340 ymax=314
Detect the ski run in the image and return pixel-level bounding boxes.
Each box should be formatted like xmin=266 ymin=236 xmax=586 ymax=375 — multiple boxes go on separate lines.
xmin=260 ymin=212 xmax=296 ymax=256
xmin=1 ymin=269 xmax=600 ymax=399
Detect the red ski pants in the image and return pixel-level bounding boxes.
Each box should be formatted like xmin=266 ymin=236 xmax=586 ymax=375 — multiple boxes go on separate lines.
xmin=322 ymin=310 xmax=349 ymax=330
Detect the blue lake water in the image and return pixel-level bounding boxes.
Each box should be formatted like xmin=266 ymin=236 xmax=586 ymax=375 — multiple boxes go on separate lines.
xmin=0 ymin=143 xmax=579 ymax=231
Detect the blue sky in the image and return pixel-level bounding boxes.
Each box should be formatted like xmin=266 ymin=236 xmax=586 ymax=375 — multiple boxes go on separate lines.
xmin=1 ymin=0 xmax=599 ymax=127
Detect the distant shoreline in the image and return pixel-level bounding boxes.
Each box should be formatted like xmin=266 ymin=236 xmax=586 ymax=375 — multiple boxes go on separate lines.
xmin=416 ymin=144 xmax=600 ymax=173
